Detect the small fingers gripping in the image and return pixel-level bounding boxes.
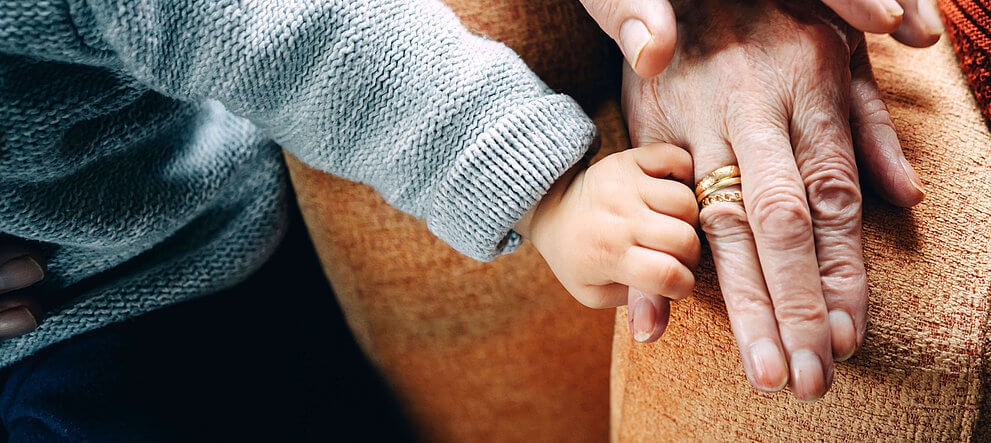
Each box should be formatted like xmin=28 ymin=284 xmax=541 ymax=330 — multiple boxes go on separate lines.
xmin=627 ymin=287 xmax=671 ymax=343
xmin=617 ymin=246 xmax=695 ymax=300
xmin=630 ymin=142 xmax=694 ymax=184
xmin=620 ymin=144 xmax=699 ymax=343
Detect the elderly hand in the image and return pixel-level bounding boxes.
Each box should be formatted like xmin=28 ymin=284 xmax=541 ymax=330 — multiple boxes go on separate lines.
xmin=621 ymin=0 xmax=924 ymax=401
xmin=579 ymin=0 xmax=943 ymax=78
xmin=0 ymin=240 xmax=45 ymax=339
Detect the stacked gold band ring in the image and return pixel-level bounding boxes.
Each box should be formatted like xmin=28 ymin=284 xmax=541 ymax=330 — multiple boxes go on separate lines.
xmin=696 ymin=176 xmax=741 ymax=203
xmin=694 ymin=165 xmax=740 ymax=196
xmin=696 ymin=165 xmax=743 ymax=210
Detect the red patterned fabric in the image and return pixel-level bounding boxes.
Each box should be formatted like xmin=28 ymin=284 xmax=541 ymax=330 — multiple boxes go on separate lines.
xmin=941 ymin=0 xmax=991 ymax=122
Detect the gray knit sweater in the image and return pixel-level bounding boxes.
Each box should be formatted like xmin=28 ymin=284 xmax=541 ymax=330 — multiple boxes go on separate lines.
xmin=0 ymin=0 xmax=596 ymax=366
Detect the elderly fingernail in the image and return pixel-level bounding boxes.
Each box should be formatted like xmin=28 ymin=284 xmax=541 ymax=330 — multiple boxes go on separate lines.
xmin=0 ymin=306 xmax=37 ymax=339
xmin=919 ymin=0 xmax=944 ymax=36
xmin=631 ymin=297 xmax=656 ymax=342
xmin=830 ymin=310 xmax=858 ymax=361
xmin=880 ymin=0 xmax=904 ymax=18
xmin=746 ymin=339 xmax=788 ymax=392
xmin=900 ymin=155 xmax=925 ymax=197
xmin=791 ymin=350 xmax=826 ymax=402
xmin=0 ymin=256 xmax=44 ymax=292
xmin=619 ymin=19 xmax=652 ymax=71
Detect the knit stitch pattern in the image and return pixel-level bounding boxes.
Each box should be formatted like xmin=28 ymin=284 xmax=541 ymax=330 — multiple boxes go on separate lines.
xmin=940 ymin=0 xmax=991 ymax=123
xmin=0 ymin=0 xmax=596 ymax=366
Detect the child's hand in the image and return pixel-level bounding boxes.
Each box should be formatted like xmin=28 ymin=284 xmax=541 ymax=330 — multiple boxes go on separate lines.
xmin=515 ymin=142 xmax=700 ymax=318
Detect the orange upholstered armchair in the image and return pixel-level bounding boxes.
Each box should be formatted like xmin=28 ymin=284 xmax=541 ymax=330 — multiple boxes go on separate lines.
xmin=285 ymin=0 xmax=991 ymax=440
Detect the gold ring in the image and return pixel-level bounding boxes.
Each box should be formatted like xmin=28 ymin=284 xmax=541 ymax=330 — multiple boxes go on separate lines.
xmin=699 ymin=190 xmax=744 ymax=210
xmin=696 ymin=176 xmax=742 ymax=203
xmin=694 ymin=165 xmax=741 ymax=198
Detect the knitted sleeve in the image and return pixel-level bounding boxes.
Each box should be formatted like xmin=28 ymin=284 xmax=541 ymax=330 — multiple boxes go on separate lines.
xmin=939 ymin=0 xmax=991 ymax=123
xmin=1 ymin=0 xmax=597 ymax=261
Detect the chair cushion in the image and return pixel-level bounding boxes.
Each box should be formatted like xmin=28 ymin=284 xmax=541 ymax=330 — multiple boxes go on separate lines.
xmin=610 ymin=34 xmax=991 ymax=441
xmin=283 ymin=0 xmax=626 ymax=440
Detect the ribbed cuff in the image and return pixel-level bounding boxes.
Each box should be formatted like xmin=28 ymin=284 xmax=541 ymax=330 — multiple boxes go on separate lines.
xmin=427 ymin=94 xmax=597 ymax=262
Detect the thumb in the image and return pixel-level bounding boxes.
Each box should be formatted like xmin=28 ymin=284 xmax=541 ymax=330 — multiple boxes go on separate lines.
xmin=627 ymin=287 xmax=671 ymax=343
xmin=580 ymin=0 xmax=677 ymax=78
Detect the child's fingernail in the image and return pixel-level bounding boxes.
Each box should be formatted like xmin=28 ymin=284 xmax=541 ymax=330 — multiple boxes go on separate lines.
xmin=631 ymin=297 xmax=656 ymax=342
xmin=829 ymin=310 xmax=857 ymax=362
xmin=790 ymin=350 xmax=826 ymax=402
xmin=0 ymin=256 xmax=44 ymax=292
xmin=0 ymin=306 xmax=37 ymax=339
xmin=619 ymin=19 xmax=652 ymax=72
xmin=746 ymin=339 xmax=788 ymax=392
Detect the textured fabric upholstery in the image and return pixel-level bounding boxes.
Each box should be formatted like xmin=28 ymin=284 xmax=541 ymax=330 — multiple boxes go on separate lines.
xmin=286 ymin=0 xmax=991 ymax=441
xmin=611 ymin=34 xmax=991 ymax=441
xmin=286 ymin=1 xmax=621 ymax=440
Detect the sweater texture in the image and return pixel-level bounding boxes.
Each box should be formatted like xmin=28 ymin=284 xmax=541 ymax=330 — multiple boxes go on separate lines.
xmin=0 ymin=0 xmax=596 ymax=366
xmin=940 ymin=0 xmax=991 ymax=123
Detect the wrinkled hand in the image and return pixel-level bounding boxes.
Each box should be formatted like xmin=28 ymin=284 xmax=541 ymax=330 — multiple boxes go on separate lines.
xmin=0 ymin=240 xmax=44 ymax=339
xmin=579 ymin=0 xmax=942 ymax=79
xmin=516 ymin=144 xmax=700 ymax=320
xmin=622 ymin=0 xmax=924 ymax=401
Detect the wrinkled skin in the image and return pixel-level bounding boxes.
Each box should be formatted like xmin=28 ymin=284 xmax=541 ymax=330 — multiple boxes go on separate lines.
xmin=621 ymin=0 xmax=924 ymax=401
xmin=579 ymin=0 xmax=941 ymax=79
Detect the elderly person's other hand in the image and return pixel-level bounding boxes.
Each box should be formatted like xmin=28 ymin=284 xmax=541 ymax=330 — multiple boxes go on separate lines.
xmin=621 ymin=0 xmax=925 ymax=402
xmin=579 ymin=0 xmax=943 ymax=78
xmin=0 ymin=240 xmax=44 ymax=339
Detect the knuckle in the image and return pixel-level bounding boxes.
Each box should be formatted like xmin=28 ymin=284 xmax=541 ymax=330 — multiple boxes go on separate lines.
xmin=852 ymin=96 xmax=895 ymax=130
xmin=669 ymin=184 xmax=700 ymax=222
xmin=804 ymin=166 xmax=862 ymax=227
xmin=857 ymin=97 xmax=890 ymax=122
xmin=774 ymin=297 xmax=829 ymax=327
xmin=676 ymin=223 xmax=702 ymax=259
xmin=650 ymin=257 xmax=681 ymax=294
xmin=793 ymin=25 xmax=849 ymax=66
xmin=700 ymin=202 xmax=750 ymax=239
xmin=668 ymin=145 xmax=694 ymax=172
xmin=728 ymin=102 xmax=788 ymax=135
xmin=729 ymin=125 xmax=794 ymax=166
xmin=593 ymin=217 xmax=627 ymax=266
xmin=748 ymin=185 xmax=813 ymax=240
xmin=820 ymin=261 xmax=867 ymax=297
xmin=727 ymin=293 xmax=775 ymax=317
xmin=794 ymin=33 xmax=832 ymax=63
xmin=796 ymin=107 xmax=846 ymax=142
xmin=674 ymin=182 xmax=698 ymax=207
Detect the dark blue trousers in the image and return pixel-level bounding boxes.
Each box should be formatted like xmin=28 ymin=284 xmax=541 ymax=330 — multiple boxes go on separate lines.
xmin=0 ymin=212 xmax=413 ymax=442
